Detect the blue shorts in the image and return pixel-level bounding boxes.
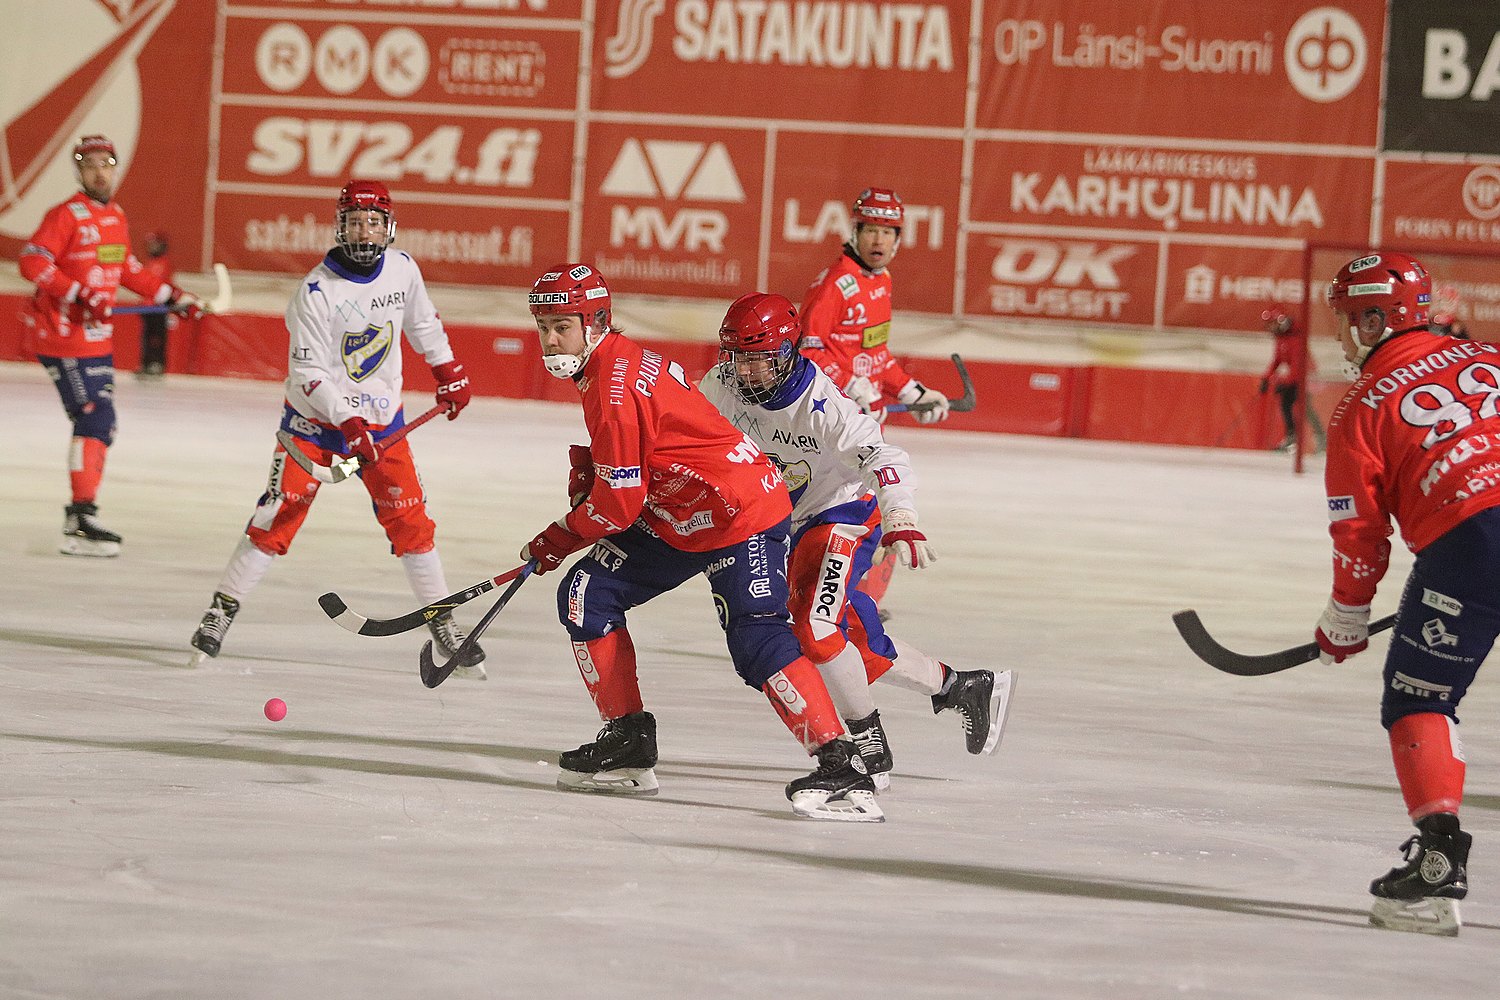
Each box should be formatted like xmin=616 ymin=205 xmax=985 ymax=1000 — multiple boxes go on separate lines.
xmin=1382 ymin=506 xmax=1500 ymax=728
xmin=38 ymin=353 xmax=116 ymax=442
xmin=555 ymin=519 xmax=804 ymax=689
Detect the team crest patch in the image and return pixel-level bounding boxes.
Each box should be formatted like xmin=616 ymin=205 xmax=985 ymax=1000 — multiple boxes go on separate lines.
xmin=68 ymin=203 xmax=92 ymax=219
xmin=342 ymin=321 xmax=394 ymax=382
xmin=836 ymin=274 xmax=859 ymax=299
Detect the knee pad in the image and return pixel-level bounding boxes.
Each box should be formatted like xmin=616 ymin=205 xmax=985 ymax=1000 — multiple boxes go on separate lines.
xmin=71 ymin=397 xmax=115 ymax=444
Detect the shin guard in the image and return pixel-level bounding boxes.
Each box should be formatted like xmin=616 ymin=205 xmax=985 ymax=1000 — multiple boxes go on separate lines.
xmin=763 ymin=656 xmax=845 ymax=752
xmin=69 ymin=436 xmax=107 ymax=503
xmin=1390 ymin=713 xmax=1466 ymax=820
xmin=574 ymin=630 xmax=644 ymax=721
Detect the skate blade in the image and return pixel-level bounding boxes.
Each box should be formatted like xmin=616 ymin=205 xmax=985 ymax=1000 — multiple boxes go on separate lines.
xmin=451 ymin=662 xmax=488 ymax=681
xmin=1369 ymin=897 xmax=1461 ymax=936
xmin=60 ymin=537 xmax=120 ymax=558
xmin=556 ymin=767 xmax=659 ymax=795
xmin=789 ymin=788 xmax=885 ymax=822
xmin=187 ymin=649 xmax=215 ymax=669
xmin=981 ymin=670 xmax=1016 ymax=755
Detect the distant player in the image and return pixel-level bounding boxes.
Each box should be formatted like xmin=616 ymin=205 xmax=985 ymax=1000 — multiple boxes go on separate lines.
xmin=1316 ymin=250 xmax=1490 ymax=935
xmin=18 ymin=135 xmax=204 ymax=556
xmin=703 ymin=292 xmax=1013 ymax=788
xmin=188 ymin=181 xmax=482 ymax=678
xmin=799 ymin=186 xmax=949 ymax=424
xmin=800 ymin=186 xmax=950 ymax=615
xmin=521 ymin=263 xmax=881 ymax=822
xmin=1258 ymin=307 xmax=1325 ymax=452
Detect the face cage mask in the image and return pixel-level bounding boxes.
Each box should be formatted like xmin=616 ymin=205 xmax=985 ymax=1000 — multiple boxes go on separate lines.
xmin=337 ymin=211 xmax=395 ymax=265
xmin=721 ymin=348 xmax=793 ymax=405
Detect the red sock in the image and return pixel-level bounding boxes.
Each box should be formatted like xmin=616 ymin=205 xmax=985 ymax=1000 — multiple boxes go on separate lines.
xmin=1389 ymin=712 xmax=1465 ymax=820
xmin=763 ymin=656 xmax=845 ymax=752
xmin=573 ymin=630 xmax=643 ymax=720
xmin=69 ymin=437 xmax=107 ymax=503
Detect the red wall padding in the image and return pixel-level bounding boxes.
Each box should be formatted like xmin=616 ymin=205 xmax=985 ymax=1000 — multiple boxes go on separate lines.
xmin=0 ymin=293 xmax=1309 ymax=450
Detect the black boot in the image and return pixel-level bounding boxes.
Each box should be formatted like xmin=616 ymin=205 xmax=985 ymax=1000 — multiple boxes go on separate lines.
xmin=1368 ymin=813 xmax=1471 ymax=936
xmin=557 ymin=711 xmax=659 ymax=795
xmin=786 ymin=738 xmax=882 ymax=822
xmin=845 ymin=710 xmax=893 ymax=790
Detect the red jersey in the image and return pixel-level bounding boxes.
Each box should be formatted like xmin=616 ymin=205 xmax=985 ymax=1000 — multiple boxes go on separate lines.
xmin=563 ymin=332 xmax=792 ymax=552
xmin=1262 ymin=331 xmax=1309 ymax=389
xmin=1325 ymin=332 xmax=1500 ymax=605
xmin=18 ymin=192 xmax=170 ymax=358
xmin=799 ymin=247 xmax=915 ymax=401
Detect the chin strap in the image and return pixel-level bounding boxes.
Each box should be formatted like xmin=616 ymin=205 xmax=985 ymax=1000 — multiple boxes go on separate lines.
xmin=1341 ymin=324 xmax=1395 ymax=380
xmin=543 ymin=328 xmax=606 ymax=379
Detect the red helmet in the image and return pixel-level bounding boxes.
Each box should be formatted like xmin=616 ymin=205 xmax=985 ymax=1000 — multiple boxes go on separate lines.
xmin=1261 ymin=307 xmax=1293 ymax=334
xmin=1327 ymin=250 xmax=1431 ymax=333
xmin=529 ymin=263 xmax=613 ymax=331
xmin=852 ymin=187 xmax=903 ymax=230
xmin=335 ymin=180 xmax=396 ymax=263
xmin=73 ymin=135 xmax=116 ymax=163
xmin=717 ymin=292 xmax=801 ymax=405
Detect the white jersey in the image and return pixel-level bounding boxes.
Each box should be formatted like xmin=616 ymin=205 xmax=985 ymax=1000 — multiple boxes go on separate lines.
xmin=283 ymin=250 xmax=454 ymax=428
xmin=699 ymin=359 xmax=918 ymax=532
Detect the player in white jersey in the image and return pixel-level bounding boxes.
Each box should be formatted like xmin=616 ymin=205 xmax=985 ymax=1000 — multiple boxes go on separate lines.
xmin=187 ymin=181 xmax=484 ymax=677
xmin=701 ymin=292 xmax=1014 ymax=787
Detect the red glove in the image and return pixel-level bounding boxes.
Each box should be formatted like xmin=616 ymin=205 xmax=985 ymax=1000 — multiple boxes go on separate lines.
xmin=76 ymin=286 xmax=112 ymax=322
xmin=339 ymin=417 xmax=379 ymax=464
xmin=168 ymin=287 xmax=206 ymax=320
xmin=568 ymin=444 xmax=595 ymax=507
xmin=432 ymin=361 xmax=471 ymax=419
xmin=523 ymin=521 xmax=585 ymax=576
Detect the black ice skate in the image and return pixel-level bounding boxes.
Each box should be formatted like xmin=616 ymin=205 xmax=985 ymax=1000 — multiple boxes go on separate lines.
xmin=60 ymin=502 xmax=121 ymax=558
xmin=932 ymin=668 xmax=1015 ymax=755
xmin=1368 ymin=813 xmax=1471 ymax=937
xmin=557 ymin=711 xmax=659 ymax=795
xmin=846 ymin=710 xmax=893 ymax=791
xmin=428 ymin=612 xmax=487 ymax=681
xmin=786 ymin=738 xmax=883 ymax=822
xmin=189 ymin=592 xmax=240 ymax=667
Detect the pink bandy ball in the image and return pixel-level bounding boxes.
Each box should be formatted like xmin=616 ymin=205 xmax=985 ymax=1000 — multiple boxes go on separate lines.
xmin=264 ymin=698 xmax=288 ymax=722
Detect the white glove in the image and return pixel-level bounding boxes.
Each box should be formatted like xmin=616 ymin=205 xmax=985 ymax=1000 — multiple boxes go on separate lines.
xmin=844 ymin=374 xmax=880 ymax=410
xmin=898 ymin=380 xmax=950 ymax=425
xmin=876 ymin=508 xmax=936 ymax=570
xmin=1315 ymin=598 xmax=1371 ymax=664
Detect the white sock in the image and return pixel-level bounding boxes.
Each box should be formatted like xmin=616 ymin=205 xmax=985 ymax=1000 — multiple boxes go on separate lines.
xmin=816 ymin=644 xmax=877 ymax=720
xmin=401 ymin=548 xmax=451 ymax=604
xmin=216 ymin=535 xmax=276 ymax=601
xmin=879 ymin=636 xmax=947 ymax=695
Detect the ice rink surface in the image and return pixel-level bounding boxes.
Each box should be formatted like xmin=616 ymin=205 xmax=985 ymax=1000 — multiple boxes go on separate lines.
xmin=1 ymin=360 xmax=1495 ymax=1000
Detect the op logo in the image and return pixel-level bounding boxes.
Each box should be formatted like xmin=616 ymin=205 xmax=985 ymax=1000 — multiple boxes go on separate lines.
xmin=343 ymin=320 xmax=394 ymax=382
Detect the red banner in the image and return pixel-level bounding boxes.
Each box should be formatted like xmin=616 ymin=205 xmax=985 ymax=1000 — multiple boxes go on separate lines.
xmin=7 ymin=1 xmax=1500 ymax=339
xmin=767 ymin=132 xmax=962 ymax=312
xmin=593 ymin=0 xmax=969 ymax=125
xmin=580 ymin=122 xmax=766 ymax=298
xmin=978 ymin=1 xmax=1385 ymax=145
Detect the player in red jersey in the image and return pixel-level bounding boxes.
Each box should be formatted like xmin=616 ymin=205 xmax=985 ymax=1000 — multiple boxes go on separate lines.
xmin=1258 ymin=307 xmax=1325 ymax=452
xmin=18 ymin=135 xmax=203 ymax=556
xmin=521 ymin=263 xmax=881 ymax=821
xmin=799 ymin=186 xmax=949 ymax=424
xmin=1316 ymin=250 xmax=1491 ymax=935
xmin=800 ymin=187 xmax=949 ymax=615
